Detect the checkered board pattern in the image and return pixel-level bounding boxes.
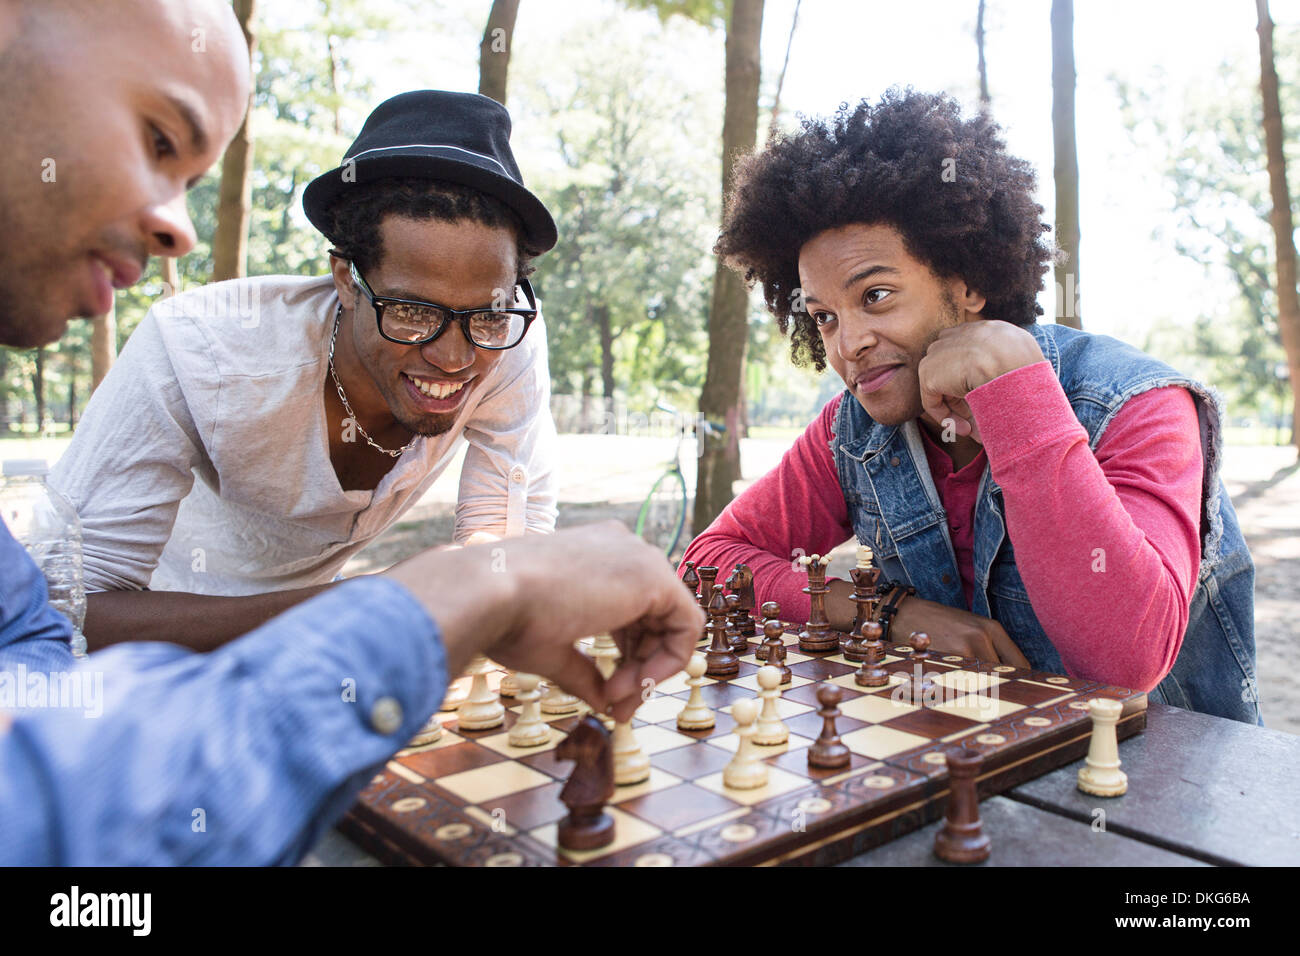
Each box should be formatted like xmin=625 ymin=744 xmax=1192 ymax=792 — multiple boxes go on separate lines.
xmin=340 ymin=629 xmax=1148 ymax=867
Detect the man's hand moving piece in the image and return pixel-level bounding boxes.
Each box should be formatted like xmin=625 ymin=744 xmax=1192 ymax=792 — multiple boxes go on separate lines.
xmin=384 ymin=521 xmax=704 ymax=723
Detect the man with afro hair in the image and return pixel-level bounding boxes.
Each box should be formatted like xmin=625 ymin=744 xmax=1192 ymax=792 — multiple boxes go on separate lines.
xmin=683 ymin=89 xmax=1259 ymax=723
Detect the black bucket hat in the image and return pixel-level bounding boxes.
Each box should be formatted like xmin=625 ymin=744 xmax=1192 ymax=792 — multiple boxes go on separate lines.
xmin=302 ymin=90 xmax=557 ymax=253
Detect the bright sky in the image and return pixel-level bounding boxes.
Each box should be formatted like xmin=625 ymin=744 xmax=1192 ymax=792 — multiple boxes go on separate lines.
xmin=271 ymin=0 xmax=1300 ymax=350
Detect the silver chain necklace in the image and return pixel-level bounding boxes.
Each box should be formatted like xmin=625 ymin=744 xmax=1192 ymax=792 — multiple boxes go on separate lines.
xmin=328 ymin=304 xmax=419 ymax=458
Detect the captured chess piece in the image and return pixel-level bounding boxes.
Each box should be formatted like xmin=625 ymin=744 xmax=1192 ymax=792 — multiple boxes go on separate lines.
xmin=408 ymin=713 xmax=443 ymax=747
xmin=752 ymin=666 xmax=790 ymax=746
xmin=808 ymin=683 xmax=851 ymax=770
xmin=556 ymin=715 xmax=616 ymax=851
xmin=1076 ymin=698 xmax=1129 ymax=797
xmin=755 ymin=601 xmax=782 ymax=661
xmin=798 ymin=554 xmax=838 ymax=652
xmin=933 ymin=748 xmax=991 ymax=863
xmin=854 ymin=621 xmax=890 ymax=688
xmin=704 ymin=584 xmax=740 ymax=678
xmin=457 ymin=654 xmax=505 ymax=730
xmin=677 ymin=652 xmax=716 ymax=731
xmin=723 ymin=698 xmax=768 ymax=790
xmin=507 ymin=673 xmax=552 ymax=748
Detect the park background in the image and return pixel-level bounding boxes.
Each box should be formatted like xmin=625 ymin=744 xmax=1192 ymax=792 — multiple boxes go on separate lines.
xmin=2 ymin=0 xmax=1298 ymax=730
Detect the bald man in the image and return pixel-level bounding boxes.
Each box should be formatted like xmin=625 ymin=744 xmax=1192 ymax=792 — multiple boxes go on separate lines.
xmin=0 ymin=0 xmax=701 ymax=865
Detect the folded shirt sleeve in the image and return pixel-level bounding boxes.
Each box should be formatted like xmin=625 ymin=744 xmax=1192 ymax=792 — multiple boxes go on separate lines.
xmin=966 ymin=361 xmax=1203 ymax=691
xmin=681 ymin=395 xmax=856 ymax=621
xmin=0 ymin=576 xmax=446 ymax=865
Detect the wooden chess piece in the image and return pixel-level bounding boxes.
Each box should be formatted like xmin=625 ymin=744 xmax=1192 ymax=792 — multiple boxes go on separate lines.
xmin=457 ymin=654 xmax=505 ymax=730
xmin=904 ymin=631 xmax=935 ymax=701
xmin=696 ymin=566 xmax=720 ymax=611
xmin=1076 ymin=698 xmax=1129 ymax=797
xmin=556 ymin=715 xmax=616 ymax=851
xmin=729 ymin=564 xmax=759 ymax=635
xmin=540 ymin=679 xmax=583 ymax=715
xmin=722 ymin=699 xmax=768 ymax=790
xmin=507 ymin=673 xmax=552 ymax=748
xmin=681 ymin=561 xmax=700 ymax=602
xmin=798 ymin=554 xmax=838 ymax=653
xmin=611 ymin=717 xmax=651 ymax=785
xmin=752 ymin=666 xmax=790 ymax=746
xmin=438 ymin=673 xmax=470 ymax=711
xmin=933 ymin=747 xmax=991 ymax=863
xmin=854 ymin=621 xmax=890 ymax=688
xmin=808 ymin=683 xmax=851 ymax=769
xmin=769 ymin=637 xmax=792 ymax=686
xmin=588 ymin=633 xmax=621 ymax=730
xmin=755 ymin=601 xmax=782 ymax=661
xmin=704 ymin=584 xmax=740 ymax=678
xmin=724 ymin=593 xmax=748 ymax=655
xmin=676 ymin=652 xmax=716 ymax=730
xmin=498 ymin=670 xmax=519 ymax=699
xmin=408 ymin=713 xmax=443 ymax=747
xmin=844 ymin=552 xmax=879 ymax=658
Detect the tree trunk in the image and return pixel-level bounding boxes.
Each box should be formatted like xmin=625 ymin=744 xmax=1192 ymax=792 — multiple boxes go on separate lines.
xmin=33 ymin=347 xmax=45 ymax=432
xmin=211 ymin=0 xmax=257 ymax=283
xmin=91 ymin=303 xmax=117 ymax=392
xmin=164 ymin=256 xmax=181 ymax=298
xmin=478 ymin=0 xmax=521 ymax=106
xmin=976 ymin=0 xmax=990 ymax=112
xmin=1051 ymin=0 xmax=1081 ymax=329
xmin=1256 ymin=0 xmax=1300 ymax=454
xmin=694 ymin=0 xmax=764 ymax=534
xmin=580 ymin=366 xmax=593 ymax=433
xmin=67 ymin=372 xmax=76 ymax=431
xmin=768 ymin=0 xmax=800 ymax=141
xmin=596 ymin=304 xmax=616 ymax=421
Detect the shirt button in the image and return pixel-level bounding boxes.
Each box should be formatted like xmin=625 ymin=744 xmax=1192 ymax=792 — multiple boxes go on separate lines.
xmin=371 ymin=696 xmax=404 ymax=735
xmin=890 ymin=456 xmax=900 ymax=467
xmin=510 ymin=467 xmax=525 ymax=484
xmin=942 ymin=573 xmax=953 ymax=585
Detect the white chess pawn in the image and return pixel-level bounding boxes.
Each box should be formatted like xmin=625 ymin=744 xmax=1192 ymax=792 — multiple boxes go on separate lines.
xmin=752 ymin=665 xmax=789 ymax=746
xmin=723 ymin=698 xmax=768 ymax=790
xmin=408 ymin=713 xmax=443 ymax=747
xmin=1077 ymin=698 xmax=1128 ymax=797
xmin=498 ymin=670 xmax=520 ymax=699
xmin=590 ymin=634 xmax=620 ymax=680
xmin=611 ymin=719 xmax=651 ymax=786
xmin=439 ymin=674 xmax=470 ymax=711
xmin=507 ymin=673 xmax=551 ymax=748
xmin=540 ymin=679 xmax=582 ymax=715
xmin=457 ymin=654 xmax=505 ymax=730
xmin=677 ymin=652 xmax=715 ymax=731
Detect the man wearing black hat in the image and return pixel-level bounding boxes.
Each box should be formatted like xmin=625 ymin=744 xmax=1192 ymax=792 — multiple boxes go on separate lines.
xmin=51 ymin=90 xmax=563 ymax=652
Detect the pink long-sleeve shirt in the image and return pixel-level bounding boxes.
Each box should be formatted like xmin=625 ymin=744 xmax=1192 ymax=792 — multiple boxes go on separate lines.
xmin=682 ymin=361 xmax=1204 ymax=692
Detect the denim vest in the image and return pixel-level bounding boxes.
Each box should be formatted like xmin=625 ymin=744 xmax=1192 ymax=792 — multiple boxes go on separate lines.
xmin=831 ymin=323 xmax=1261 ymax=724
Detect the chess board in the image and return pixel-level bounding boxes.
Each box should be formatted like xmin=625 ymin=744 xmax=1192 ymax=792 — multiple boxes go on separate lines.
xmin=340 ymin=629 xmax=1148 ymax=867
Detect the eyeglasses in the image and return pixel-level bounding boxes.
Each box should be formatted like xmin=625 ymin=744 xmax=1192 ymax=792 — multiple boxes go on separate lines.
xmin=349 ymin=260 xmax=538 ymax=350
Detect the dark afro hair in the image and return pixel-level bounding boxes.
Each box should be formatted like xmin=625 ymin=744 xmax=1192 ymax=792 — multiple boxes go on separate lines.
xmin=715 ymin=88 xmax=1053 ymax=371
xmin=323 ymin=177 xmax=537 ymax=281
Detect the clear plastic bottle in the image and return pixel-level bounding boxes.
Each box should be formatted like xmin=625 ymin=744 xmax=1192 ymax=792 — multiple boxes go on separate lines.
xmin=0 ymin=459 xmax=87 ymax=657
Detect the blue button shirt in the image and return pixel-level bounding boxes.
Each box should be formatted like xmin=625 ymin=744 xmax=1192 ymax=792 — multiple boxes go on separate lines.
xmin=0 ymin=522 xmax=447 ymax=864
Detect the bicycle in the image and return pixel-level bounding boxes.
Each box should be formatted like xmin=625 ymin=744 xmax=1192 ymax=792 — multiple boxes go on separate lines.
xmin=635 ymin=403 xmax=721 ymax=557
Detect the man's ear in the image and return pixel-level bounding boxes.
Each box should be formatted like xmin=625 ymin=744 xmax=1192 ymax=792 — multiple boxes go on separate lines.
xmin=327 ymin=252 xmax=356 ymax=306
xmin=953 ymin=279 xmax=986 ymax=321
